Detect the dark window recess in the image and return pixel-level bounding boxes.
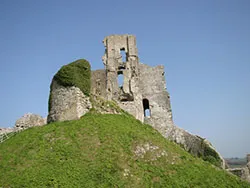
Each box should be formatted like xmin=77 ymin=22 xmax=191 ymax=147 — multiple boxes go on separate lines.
xmin=143 ymin=99 xmax=151 ymax=117
xmin=118 ymin=64 xmax=126 ymax=70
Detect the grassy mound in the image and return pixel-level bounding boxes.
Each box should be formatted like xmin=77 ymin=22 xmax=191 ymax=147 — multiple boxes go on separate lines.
xmin=53 ymin=59 xmax=91 ymax=96
xmin=0 ymin=114 xmax=249 ymax=187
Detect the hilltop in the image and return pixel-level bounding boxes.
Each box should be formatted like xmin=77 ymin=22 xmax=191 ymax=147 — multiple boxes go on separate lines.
xmin=0 ymin=113 xmax=249 ymax=187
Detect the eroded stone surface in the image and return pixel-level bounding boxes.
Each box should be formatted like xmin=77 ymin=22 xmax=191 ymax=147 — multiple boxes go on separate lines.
xmin=47 ymin=80 xmax=91 ymax=123
xmin=15 ymin=113 xmax=46 ymax=130
xmin=167 ymin=125 xmax=225 ymax=168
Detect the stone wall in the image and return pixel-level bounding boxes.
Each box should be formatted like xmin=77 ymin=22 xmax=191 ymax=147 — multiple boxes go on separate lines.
xmin=228 ymin=165 xmax=250 ymax=183
xmin=102 ymin=35 xmax=144 ymax=122
xmin=139 ymin=64 xmax=173 ymax=134
xmin=47 ymin=80 xmax=91 ymax=123
xmin=228 ymin=154 xmax=250 ymax=183
xmin=0 ymin=128 xmax=14 ymax=135
xmin=15 ymin=113 xmax=46 ymax=130
xmin=91 ymin=69 xmax=107 ymax=98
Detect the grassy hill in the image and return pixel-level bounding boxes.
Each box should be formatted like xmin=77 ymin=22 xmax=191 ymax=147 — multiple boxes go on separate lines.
xmin=0 ymin=113 xmax=249 ymax=187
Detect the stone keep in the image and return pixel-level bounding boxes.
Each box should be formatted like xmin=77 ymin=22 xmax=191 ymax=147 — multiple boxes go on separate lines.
xmin=92 ymin=35 xmax=174 ymax=133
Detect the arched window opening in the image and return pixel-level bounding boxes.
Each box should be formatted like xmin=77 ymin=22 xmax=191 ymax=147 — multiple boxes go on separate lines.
xmin=143 ymin=98 xmax=151 ymax=117
xmin=117 ymin=72 xmax=124 ymax=88
xmin=120 ymin=48 xmax=127 ymax=62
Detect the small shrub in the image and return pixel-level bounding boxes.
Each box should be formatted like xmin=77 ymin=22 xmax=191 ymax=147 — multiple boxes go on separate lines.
xmin=201 ymin=140 xmax=222 ymax=167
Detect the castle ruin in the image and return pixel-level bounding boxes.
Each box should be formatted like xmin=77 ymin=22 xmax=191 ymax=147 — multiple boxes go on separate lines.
xmin=91 ymin=35 xmax=173 ymax=136
xmin=90 ymin=35 xmax=225 ymax=168
xmin=0 ymin=34 xmax=225 ymax=169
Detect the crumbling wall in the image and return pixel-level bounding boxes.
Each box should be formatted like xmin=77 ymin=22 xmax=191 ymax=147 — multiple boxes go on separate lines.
xmin=137 ymin=63 xmax=224 ymax=167
xmin=228 ymin=155 xmax=250 ymax=183
xmin=91 ymin=69 xmax=107 ymax=98
xmin=139 ymin=64 xmax=173 ymax=134
xmin=0 ymin=128 xmax=14 ymax=135
xmin=102 ymin=35 xmax=144 ymax=121
xmin=47 ymin=59 xmax=92 ymax=123
xmin=15 ymin=113 xmax=46 ymax=130
xmin=47 ymin=80 xmax=91 ymax=123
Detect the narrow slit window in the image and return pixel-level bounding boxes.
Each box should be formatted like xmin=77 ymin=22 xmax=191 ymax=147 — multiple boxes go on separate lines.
xmin=120 ymin=48 xmax=127 ymax=62
xmin=118 ymin=73 xmax=124 ymax=88
xmin=143 ymin=98 xmax=151 ymax=117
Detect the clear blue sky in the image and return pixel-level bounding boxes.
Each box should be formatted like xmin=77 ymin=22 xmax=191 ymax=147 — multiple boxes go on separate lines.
xmin=0 ymin=0 xmax=249 ymax=158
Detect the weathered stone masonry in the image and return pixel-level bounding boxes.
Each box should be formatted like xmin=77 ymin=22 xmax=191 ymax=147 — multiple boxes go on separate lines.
xmin=92 ymin=35 xmax=174 ymax=131
xmin=47 ymin=80 xmax=91 ymax=123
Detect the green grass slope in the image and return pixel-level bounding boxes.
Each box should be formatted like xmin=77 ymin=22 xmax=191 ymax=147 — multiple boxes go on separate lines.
xmin=0 ymin=113 xmax=249 ymax=187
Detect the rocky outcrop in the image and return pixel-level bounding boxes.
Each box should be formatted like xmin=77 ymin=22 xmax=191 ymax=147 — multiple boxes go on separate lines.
xmin=15 ymin=113 xmax=46 ymax=130
xmin=167 ymin=126 xmax=225 ymax=168
xmin=47 ymin=80 xmax=91 ymax=123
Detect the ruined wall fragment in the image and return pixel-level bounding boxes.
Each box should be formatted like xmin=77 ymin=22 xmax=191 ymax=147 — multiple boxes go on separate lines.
xmin=47 ymin=80 xmax=91 ymax=123
xmin=91 ymin=69 xmax=107 ymax=98
xmin=47 ymin=59 xmax=92 ymax=123
xmin=228 ymin=155 xmax=250 ymax=183
xmin=15 ymin=113 xmax=46 ymax=130
xmin=102 ymin=35 xmax=144 ymax=121
xmin=139 ymin=64 xmax=173 ymax=134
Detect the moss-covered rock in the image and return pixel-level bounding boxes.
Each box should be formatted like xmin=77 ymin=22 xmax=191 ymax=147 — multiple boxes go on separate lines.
xmin=47 ymin=59 xmax=92 ymax=123
xmin=53 ymin=59 xmax=91 ymax=96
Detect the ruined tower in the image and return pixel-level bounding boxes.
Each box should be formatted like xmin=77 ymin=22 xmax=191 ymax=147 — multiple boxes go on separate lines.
xmin=102 ymin=35 xmax=144 ymax=121
xmin=92 ymin=34 xmax=174 ymax=134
